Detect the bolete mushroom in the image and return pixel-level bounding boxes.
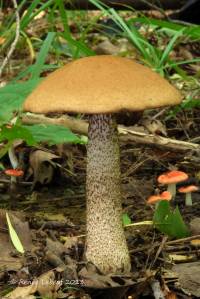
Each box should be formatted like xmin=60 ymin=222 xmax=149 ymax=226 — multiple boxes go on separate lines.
xmin=23 ymin=55 xmax=182 ymax=274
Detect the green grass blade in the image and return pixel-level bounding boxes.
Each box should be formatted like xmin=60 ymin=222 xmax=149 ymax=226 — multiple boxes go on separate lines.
xmin=158 ymin=29 xmax=184 ymax=68
xmin=30 ymin=32 xmax=55 ymax=79
xmin=131 ymin=17 xmax=200 ymax=39
xmin=57 ymin=0 xmax=71 ymax=39
xmin=165 ymin=58 xmax=200 ymax=68
xmin=89 ymin=0 xmax=148 ymax=57
xmin=20 ymin=0 xmax=54 ymax=30
xmin=54 ymin=0 xmax=94 ymax=57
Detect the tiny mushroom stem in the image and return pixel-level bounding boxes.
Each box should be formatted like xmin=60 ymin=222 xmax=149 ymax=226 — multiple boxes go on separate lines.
xmin=8 ymin=145 xmax=20 ymax=190
xmin=167 ymin=183 xmax=176 ymax=197
xmin=185 ymin=192 xmax=192 ymax=206
xmin=178 ymin=185 xmax=199 ymax=206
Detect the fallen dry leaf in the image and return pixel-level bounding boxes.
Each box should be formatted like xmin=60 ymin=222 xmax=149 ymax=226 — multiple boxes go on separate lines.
xmin=46 ymin=238 xmax=66 ymax=257
xmin=37 ymin=270 xmax=60 ymax=298
xmin=79 ymin=263 xmax=135 ymax=289
xmin=28 ymin=150 xmax=60 ymax=186
xmin=172 ymin=262 xmax=200 ymax=297
xmin=64 ymin=236 xmax=79 ymax=251
xmin=3 ymin=280 xmax=38 ymax=298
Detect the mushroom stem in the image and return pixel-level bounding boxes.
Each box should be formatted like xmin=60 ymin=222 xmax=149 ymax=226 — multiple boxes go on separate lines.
xmin=167 ymin=183 xmax=176 ymax=198
xmin=86 ymin=114 xmax=131 ymax=274
xmin=185 ymin=192 xmax=192 ymax=206
xmin=8 ymin=145 xmax=18 ymax=190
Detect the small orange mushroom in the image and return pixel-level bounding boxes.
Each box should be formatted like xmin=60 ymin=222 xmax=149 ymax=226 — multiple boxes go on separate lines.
xmin=147 ymin=191 xmax=172 ymax=204
xmin=4 ymin=169 xmax=24 ymax=177
xmin=178 ymin=185 xmax=199 ymax=206
xmin=157 ymin=170 xmax=188 ymax=198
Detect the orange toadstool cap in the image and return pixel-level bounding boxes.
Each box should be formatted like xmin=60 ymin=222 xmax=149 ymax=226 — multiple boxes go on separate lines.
xmin=178 ymin=185 xmax=199 ymax=193
xmin=147 ymin=191 xmax=172 ymax=204
xmin=4 ymin=169 xmax=24 ymax=177
xmin=157 ymin=170 xmax=188 ymax=185
xmin=160 ymin=191 xmax=172 ymax=200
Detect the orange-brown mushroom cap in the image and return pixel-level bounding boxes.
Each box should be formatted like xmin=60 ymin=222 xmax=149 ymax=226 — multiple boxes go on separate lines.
xmin=23 ymin=55 xmax=182 ymax=114
xmin=157 ymin=170 xmax=188 ymax=185
xmin=147 ymin=191 xmax=172 ymax=204
xmin=4 ymin=169 xmax=24 ymax=177
xmin=178 ymin=185 xmax=199 ymax=193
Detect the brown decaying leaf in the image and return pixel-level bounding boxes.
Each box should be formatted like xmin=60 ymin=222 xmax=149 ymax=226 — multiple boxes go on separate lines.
xmin=172 ymin=262 xmax=200 ymax=297
xmin=28 ymin=150 xmax=60 ymax=185
xmin=3 ymin=270 xmax=60 ymax=299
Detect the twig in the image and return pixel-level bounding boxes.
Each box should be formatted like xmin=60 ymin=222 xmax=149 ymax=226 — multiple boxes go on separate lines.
xmin=140 ymin=0 xmax=167 ymax=18
xmin=130 ymin=235 xmax=200 ymax=254
xmin=0 ymin=0 xmax=20 ymax=78
xmin=166 ymin=235 xmax=200 ymax=245
xmin=22 ymin=113 xmax=200 ymax=153
xmin=0 ymin=179 xmax=32 ymax=186
xmin=150 ymin=235 xmax=168 ymax=268
xmin=152 ymin=108 xmax=168 ymax=120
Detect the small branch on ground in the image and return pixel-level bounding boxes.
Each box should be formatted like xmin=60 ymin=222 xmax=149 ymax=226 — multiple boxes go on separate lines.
xmin=22 ymin=113 xmax=200 ymax=154
xmin=129 ymin=235 xmax=200 ymax=254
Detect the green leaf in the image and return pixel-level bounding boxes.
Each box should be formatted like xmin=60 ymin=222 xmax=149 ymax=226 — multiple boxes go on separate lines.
xmin=153 ymin=201 xmax=190 ymax=238
xmin=170 ymin=206 xmax=190 ymax=238
xmin=122 ymin=213 xmax=132 ymax=226
xmin=0 ymin=142 xmax=12 ymax=159
xmin=158 ymin=29 xmax=184 ymax=68
xmin=22 ymin=124 xmax=86 ymax=145
xmin=0 ymin=162 xmax=5 ymax=170
xmin=6 ymin=212 xmax=25 ymax=254
xmin=0 ymin=79 xmax=41 ymax=123
xmin=0 ymin=124 xmax=36 ymax=145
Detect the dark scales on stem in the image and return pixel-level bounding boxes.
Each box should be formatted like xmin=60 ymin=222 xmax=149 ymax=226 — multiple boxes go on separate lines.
xmin=86 ymin=114 xmax=131 ymax=274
